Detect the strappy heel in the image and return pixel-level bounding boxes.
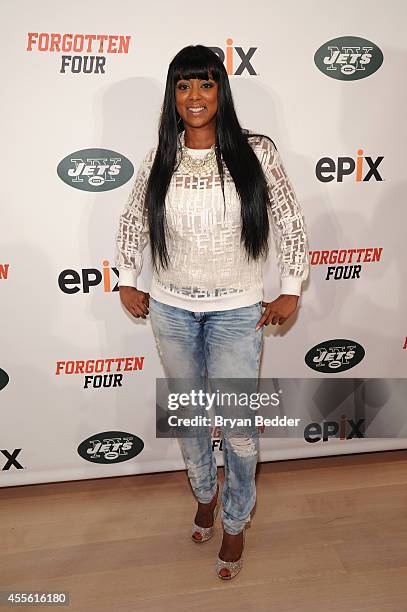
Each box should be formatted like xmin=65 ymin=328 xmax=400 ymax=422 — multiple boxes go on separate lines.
xmin=191 ymin=483 xmax=222 ymax=543
xmin=215 ymin=528 xmax=245 ymax=580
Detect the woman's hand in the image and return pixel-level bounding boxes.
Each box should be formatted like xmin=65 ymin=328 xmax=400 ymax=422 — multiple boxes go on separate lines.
xmin=255 ymin=294 xmax=299 ymax=331
xmin=119 ymin=286 xmax=150 ymax=319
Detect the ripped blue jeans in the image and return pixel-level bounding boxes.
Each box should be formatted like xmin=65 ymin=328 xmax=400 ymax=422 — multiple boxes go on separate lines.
xmin=149 ymin=296 xmax=263 ymax=535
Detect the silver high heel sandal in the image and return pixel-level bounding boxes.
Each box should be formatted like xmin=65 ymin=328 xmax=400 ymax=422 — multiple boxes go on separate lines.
xmin=191 ymin=483 xmax=222 ymax=543
xmin=215 ymin=528 xmax=245 ymax=580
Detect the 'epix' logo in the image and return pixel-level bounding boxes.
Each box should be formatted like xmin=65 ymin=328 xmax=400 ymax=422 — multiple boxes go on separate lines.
xmin=209 ymin=38 xmax=258 ymax=75
xmin=1 ymin=449 xmax=24 ymax=470
xmin=304 ymin=415 xmax=365 ymax=443
xmin=59 ymin=261 xmax=118 ymax=293
xmin=316 ymin=150 xmax=383 ymax=182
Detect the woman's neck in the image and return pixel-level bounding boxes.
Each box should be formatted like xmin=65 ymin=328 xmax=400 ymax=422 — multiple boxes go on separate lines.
xmin=183 ymin=127 xmax=215 ymax=149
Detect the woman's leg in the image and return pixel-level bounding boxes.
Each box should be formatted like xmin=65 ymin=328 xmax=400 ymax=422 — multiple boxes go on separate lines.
xmin=203 ymin=302 xmax=263 ymax=535
xmin=149 ymin=297 xmax=218 ymax=503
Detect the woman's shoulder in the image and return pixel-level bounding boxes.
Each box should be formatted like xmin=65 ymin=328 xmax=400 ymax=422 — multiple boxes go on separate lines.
xmin=142 ymin=144 xmax=158 ymax=166
xmin=242 ymin=129 xmax=279 ymax=170
xmin=242 ymin=128 xmax=278 ymax=154
xmin=132 ymin=145 xmax=157 ymax=183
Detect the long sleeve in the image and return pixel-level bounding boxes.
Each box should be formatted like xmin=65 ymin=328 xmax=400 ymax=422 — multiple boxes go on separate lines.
xmin=260 ymin=137 xmax=310 ymax=296
xmin=114 ymin=146 xmax=156 ymax=288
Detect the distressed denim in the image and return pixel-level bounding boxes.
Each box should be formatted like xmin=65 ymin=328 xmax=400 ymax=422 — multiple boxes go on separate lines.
xmin=149 ymin=296 xmax=263 ymax=535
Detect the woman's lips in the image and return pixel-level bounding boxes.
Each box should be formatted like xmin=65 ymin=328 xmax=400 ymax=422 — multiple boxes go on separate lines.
xmin=187 ymin=106 xmax=206 ymax=114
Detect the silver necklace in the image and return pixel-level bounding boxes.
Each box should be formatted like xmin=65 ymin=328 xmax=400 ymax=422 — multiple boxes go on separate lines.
xmin=178 ymin=131 xmax=218 ymax=176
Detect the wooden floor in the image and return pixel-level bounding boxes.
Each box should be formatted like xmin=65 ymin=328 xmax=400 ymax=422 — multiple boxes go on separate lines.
xmin=1 ymin=450 xmax=407 ymax=612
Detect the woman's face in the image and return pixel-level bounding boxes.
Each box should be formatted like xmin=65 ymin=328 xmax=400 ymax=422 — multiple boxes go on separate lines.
xmin=175 ymin=75 xmax=218 ymax=129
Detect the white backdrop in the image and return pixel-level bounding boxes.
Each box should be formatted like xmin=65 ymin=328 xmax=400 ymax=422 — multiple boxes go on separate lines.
xmin=1 ymin=0 xmax=406 ymax=486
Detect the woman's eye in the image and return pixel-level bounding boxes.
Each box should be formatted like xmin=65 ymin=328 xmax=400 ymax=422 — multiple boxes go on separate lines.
xmin=177 ymin=81 xmax=214 ymax=90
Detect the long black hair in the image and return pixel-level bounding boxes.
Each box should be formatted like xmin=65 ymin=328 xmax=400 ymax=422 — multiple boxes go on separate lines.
xmin=145 ymin=44 xmax=276 ymax=272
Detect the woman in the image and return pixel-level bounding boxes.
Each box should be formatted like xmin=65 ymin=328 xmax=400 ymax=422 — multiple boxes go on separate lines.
xmin=115 ymin=44 xmax=310 ymax=579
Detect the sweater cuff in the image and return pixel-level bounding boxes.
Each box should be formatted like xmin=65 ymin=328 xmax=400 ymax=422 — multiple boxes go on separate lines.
xmin=118 ymin=268 xmax=139 ymax=288
xmin=281 ymin=275 xmax=303 ymax=296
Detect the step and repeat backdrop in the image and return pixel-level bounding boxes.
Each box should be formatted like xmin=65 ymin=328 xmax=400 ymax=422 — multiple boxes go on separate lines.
xmin=1 ymin=0 xmax=406 ymax=486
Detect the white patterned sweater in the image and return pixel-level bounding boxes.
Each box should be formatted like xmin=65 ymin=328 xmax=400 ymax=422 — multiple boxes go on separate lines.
xmin=115 ymin=130 xmax=310 ymax=312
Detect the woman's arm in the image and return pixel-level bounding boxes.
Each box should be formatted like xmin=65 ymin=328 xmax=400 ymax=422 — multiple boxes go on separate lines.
xmin=261 ymin=137 xmax=310 ymax=296
xmin=115 ymin=147 xmax=156 ymax=319
xmin=254 ymin=136 xmax=310 ymax=329
xmin=114 ymin=146 xmax=156 ymax=288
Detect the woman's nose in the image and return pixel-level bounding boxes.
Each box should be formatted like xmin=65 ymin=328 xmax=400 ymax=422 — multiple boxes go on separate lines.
xmin=188 ymin=84 xmax=201 ymax=100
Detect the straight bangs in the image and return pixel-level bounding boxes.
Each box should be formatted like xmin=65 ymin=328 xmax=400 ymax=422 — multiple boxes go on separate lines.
xmin=172 ymin=53 xmax=222 ymax=84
